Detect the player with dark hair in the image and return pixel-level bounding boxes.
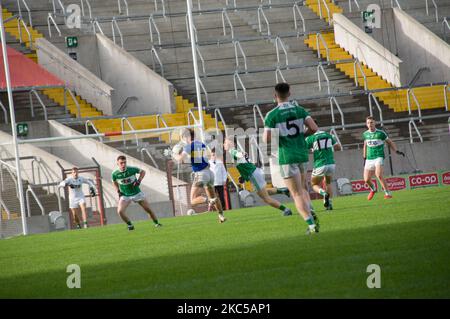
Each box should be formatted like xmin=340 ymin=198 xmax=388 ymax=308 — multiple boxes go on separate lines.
xmin=363 ymin=116 xmax=404 ymax=200
xmin=263 ymin=83 xmax=320 ymax=234
xmin=112 ymin=155 xmax=161 ymax=231
xmin=172 ymin=129 xmax=226 ymax=223
xmin=305 ymin=130 xmax=342 ymax=210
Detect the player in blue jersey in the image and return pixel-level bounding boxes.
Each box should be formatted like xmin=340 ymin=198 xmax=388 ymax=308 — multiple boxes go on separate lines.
xmin=172 ymin=129 xmax=226 ymax=223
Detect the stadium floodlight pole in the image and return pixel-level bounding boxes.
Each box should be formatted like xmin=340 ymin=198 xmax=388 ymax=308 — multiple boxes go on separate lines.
xmin=186 ymin=0 xmax=205 ymax=142
xmin=0 ymin=7 xmax=28 ymax=235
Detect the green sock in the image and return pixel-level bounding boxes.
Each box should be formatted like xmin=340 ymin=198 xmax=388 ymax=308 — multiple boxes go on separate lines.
xmin=153 ymin=220 xmax=159 ymax=225
xmin=279 ymin=204 xmax=287 ymax=211
xmin=126 ymin=221 xmax=133 ymax=226
xmin=305 ymin=217 xmax=315 ymax=226
xmin=319 ymin=188 xmax=327 ymax=196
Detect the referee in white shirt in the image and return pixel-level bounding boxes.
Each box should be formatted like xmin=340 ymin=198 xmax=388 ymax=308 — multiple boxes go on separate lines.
xmin=209 ymin=149 xmax=228 ymax=210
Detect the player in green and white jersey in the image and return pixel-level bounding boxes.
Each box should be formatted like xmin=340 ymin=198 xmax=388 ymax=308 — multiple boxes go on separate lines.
xmin=363 ymin=116 xmax=404 ymax=200
xmin=112 ymin=155 xmax=162 ymax=231
xmin=263 ymin=82 xmax=320 ymax=234
xmin=223 ymin=137 xmax=292 ymax=216
xmin=305 ymin=130 xmax=342 ymax=210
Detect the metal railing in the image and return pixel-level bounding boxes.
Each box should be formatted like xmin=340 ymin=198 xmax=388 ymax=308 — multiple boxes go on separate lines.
xmin=121 ymin=117 xmax=139 ymax=147
xmin=253 ymin=104 xmax=265 ymax=131
xmin=329 ymin=96 xmax=345 ymax=129
xmin=409 ymin=67 xmax=430 ymax=87
xmin=112 ymin=18 xmax=124 ymax=48
xmin=29 ymin=90 xmax=48 ymax=121
xmin=17 ymin=17 xmax=32 ymax=49
xmin=353 ymin=60 xmax=368 ymax=90
xmin=407 ymin=88 xmax=422 ymax=122
xmin=47 ymin=13 xmax=62 ymax=37
xmin=233 ymin=71 xmax=247 ymax=103
xmin=52 ymin=0 xmax=66 ymax=17
xmin=257 ymin=5 xmax=271 ymax=36
xmin=185 ymin=14 xmax=198 ymax=42
xmin=275 ymin=67 xmax=286 ymax=83
xmin=85 ymin=120 xmax=103 ymax=142
xmin=293 ymin=2 xmax=305 ymax=33
xmin=31 ymin=158 xmax=53 ymax=194
xmin=0 ymin=198 xmax=11 ymax=220
xmin=226 ymin=0 xmax=237 ymax=9
xmin=222 ymin=9 xmax=234 ymax=39
xmin=187 ymin=109 xmax=199 ymax=126
xmin=444 ymin=84 xmax=448 ymax=111
xmin=329 ymin=128 xmax=343 ymax=150
xmin=368 ymin=93 xmax=384 ymax=126
xmin=92 ymin=20 xmax=105 ymax=34
xmin=196 ymin=45 xmax=206 ymax=76
xmin=118 ymin=0 xmax=129 ymax=16
xmin=80 ymin=0 xmax=92 ymax=19
xmin=198 ymin=78 xmax=209 ymax=107
xmin=348 ymin=0 xmax=360 ymax=13
xmin=425 ymin=0 xmax=439 ymax=23
xmin=117 ymin=96 xmax=138 ymax=114
xmin=233 ymin=40 xmax=248 ymax=72
xmin=156 ymin=114 xmax=172 ymax=143
xmin=275 ymin=36 xmax=289 ymax=68
xmin=214 ymin=108 xmax=228 ymax=135
xmin=316 ymin=32 xmax=329 ymax=61
xmin=66 ymin=89 xmax=81 ymax=118
xmin=140 ymin=147 xmax=159 ymax=169
xmin=443 ymin=17 xmax=449 ymax=41
xmin=153 ymin=0 xmax=166 ymax=17
xmin=26 ymin=185 xmax=45 ymax=217
xmin=408 ymin=120 xmax=423 ymax=144
xmin=17 ymin=0 xmax=32 ymax=27
xmin=0 ymin=100 xmax=8 ymax=124
xmin=317 ymin=64 xmax=330 ymax=94
xmin=149 ymin=15 xmax=161 ymax=45
xmin=391 ymin=0 xmax=402 ymax=10
xmin=150 ymin=46 xmax=164 ymax=77
xmin=318 ymin=0 xmax=332 ymax=25
xmin=0 ymin=161 xmax=18 ymax=198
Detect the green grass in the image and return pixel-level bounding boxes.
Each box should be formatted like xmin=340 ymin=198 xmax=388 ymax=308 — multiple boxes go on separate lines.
xmin=0 ymin=186 xmax=449 ymax=298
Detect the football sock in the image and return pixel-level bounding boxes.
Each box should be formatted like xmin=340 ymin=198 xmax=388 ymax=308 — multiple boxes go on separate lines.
xmin=279 ymin=204 xmax=287 ymax=211
xmin=319 ymin=188 xmax=327 ymax=196
xmin=153 ymin=219 xmax=159 ymax=225
xmin=126 ymin=221 xmax=133 ymax=226
xmin=305 ymin=217 xmax=315 ymax=226
xmin=368 ymin=184 xmax=376 ymax=192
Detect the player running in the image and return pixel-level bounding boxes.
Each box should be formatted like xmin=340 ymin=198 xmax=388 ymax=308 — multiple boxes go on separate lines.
xmin=112 ymin=155 xmax=162 ymax=231
xmin=363 ymin=116 xmax=404 ymax=200
xmin=172 ymin=129 xmax=226 ymax=223
xmin=305 ymin=130 xmax=342 ymax=210
xmin=263 ymin=82 xmax=320 ymax=234
xmin=223 ymin=136 xmax=292 ymax=216
xmin=59 ymin=167 xmax=96 ymax=229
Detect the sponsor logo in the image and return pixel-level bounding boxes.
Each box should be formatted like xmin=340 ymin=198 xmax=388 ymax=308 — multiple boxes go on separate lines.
xmin=442 ymin=172 xmax=450 ymax=185
xmin=385 ymin=177 xmax=407 ymax=191
xmin=409 ymin=173 xmax=439 ymax=188
xmin=351 ymin=180 xmax=378 ymax=193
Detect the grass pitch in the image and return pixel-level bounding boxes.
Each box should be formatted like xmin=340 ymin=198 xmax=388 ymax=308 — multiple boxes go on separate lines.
xmin=0 ymin=186 xmax=449 ymax=298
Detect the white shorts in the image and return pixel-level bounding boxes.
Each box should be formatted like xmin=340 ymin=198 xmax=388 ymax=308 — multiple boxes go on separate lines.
xmin=249 ymin=168 xmax=267 ymax=191
xmin=192 ymin=168 xmax=214 ymax=187
xmin=69 ymin=197 xmax=86 ymax=209
xmin=280 ymin=162 xmax=308 ymax=178
xmin=120 ymin=191 xmax=146 ymax=203
xmin=365 ymin=157 xmax=384 ymax=171
xmin=312 ymin=164 xmax=336 ymax=177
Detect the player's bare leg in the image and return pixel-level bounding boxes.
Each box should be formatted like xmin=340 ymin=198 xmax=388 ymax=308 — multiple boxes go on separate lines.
xmin=311 ymin=175 xmax=330 ymax=209
xmin=138 ymin=199 xmax=162 ymax=227
xmin=257 ymin=188 xmax=292 ymax=216
xmin=301 ymin=172 xmax=315 ymax=215
xmin=375 ymin=165 xmax=392 ymax=198
xmin=205 ymin=185 xmax=226 ymax=223
xmin=266 ymin=187 xmax=290 ymax=197
xmin=364 ymin=168 xmax=377 ymax=200
xmin=283 ymin=173 xmax=317 ymax=233
xmin=117 ymin=198 xmax=132 ymax=222
xmin=79 ymin=202 xmax=89 ymax=228
xmin=70 ymin=208 xmax=81 ymax=229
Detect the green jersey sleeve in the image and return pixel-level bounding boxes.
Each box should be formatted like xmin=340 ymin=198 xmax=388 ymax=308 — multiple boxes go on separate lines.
xmin=264 ymin=111 xmax=275 ymax=128
xmin=305 ymin=135 xmax=313 ymax=150
xmin=331 ymin=135 xmax=337 ymax=145
xmin=128 ymin=166 xmax=141 ymax=175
